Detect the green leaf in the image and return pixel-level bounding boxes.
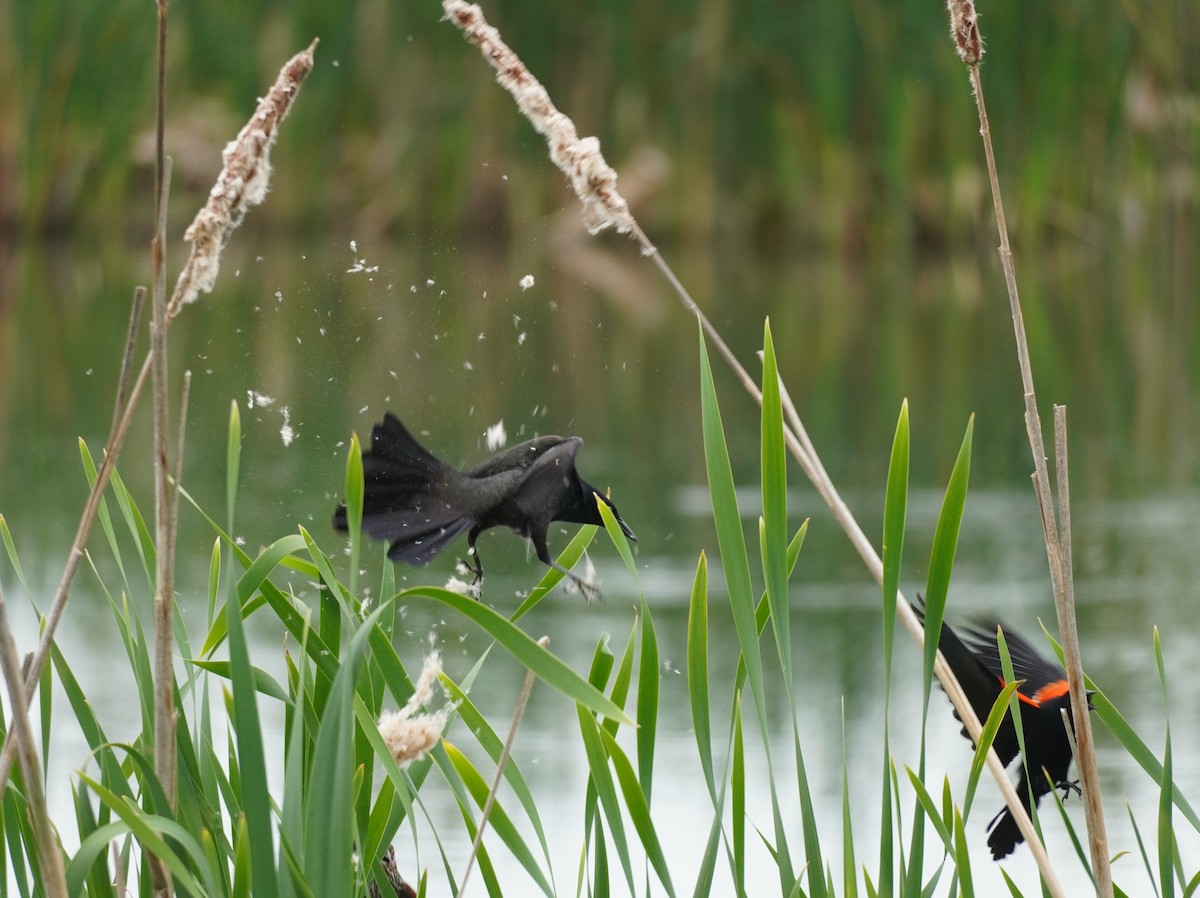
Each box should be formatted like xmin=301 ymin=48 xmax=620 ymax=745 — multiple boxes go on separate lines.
xmin=599 ymin=727 xmax=676 ymax=897
xmin=344 ymin=430 xmax=364 ymax=599
xmin=200 ymin=533 xmax=310 ymax=658
xmin=688 ymin=552 xmax=715 ymax=799
xmin=921 ymin=414 xmax=974 ymax=716
xmin=760 ymin=320 xmax=791 ymax=678
xmin=226 ymin=536 xmax=280 ymax=898
xmin=0 ymin=515 xmax=31 ymax=600
xmin=881 ymin=399 xmax=909 ymax=690
xmin=227 ymin=399 xmax=242 ymax=536
xmin=698 ymin=326 xmax=765 ymax=730
xmin=443 ymin=741 xmax=555 ymax=897
xmin=577 ymin=707 xmax=636 ymax=893
xmin=400 ymin=586 xmax=633 ymax=725
xmin=304 ymin=604 xmax=390 ymax=896
xmin=636 ymin=595 xmax=660 ymax=802
xmin=510 ymin=524 xmax=599 ymax=621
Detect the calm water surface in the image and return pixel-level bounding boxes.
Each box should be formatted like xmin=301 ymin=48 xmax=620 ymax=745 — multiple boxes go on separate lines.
xmin=2 ymin=230 xmax=1198 ymax=894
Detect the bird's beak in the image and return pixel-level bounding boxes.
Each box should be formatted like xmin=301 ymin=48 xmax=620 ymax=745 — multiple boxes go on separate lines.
xmin=595 ymin=488 xmax=636 ymax=542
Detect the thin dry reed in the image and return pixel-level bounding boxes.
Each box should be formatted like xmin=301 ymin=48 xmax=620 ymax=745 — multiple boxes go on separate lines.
xmin=441 ymin=0 xmax=1062 ymax=891
xmin=455 ymin=635 xmax=549 ymax=898
xmin=0 ymin=39 xmax=318 ymax=801
xmin=948 ymin=5 xmax=1112 ymax=891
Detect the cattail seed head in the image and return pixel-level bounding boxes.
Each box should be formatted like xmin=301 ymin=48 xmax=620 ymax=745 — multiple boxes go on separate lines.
xmin=377 ymin=652 xmax=450 ymax=767
xmin=168 ymin=40 xmax=317 ymax=316
xmin=442 ymin=1 xmax=634 ymax=235
xmin=946 ymin=0 xmax=983 ymax=66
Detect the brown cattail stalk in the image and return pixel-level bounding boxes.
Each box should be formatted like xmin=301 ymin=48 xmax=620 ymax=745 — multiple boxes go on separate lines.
xmin=948 ymin=3 xmax=1112 ymax=888
xmin=0 ymin=39 xmax=318 ymax=801
xmin=0 ymin=585 xmax=68 ymax=895
xmin=440 ymin=3 xmax=1065 ymax=892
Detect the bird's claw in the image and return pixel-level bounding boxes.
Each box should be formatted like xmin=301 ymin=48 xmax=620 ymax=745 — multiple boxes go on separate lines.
xmin=1058 ymin=779 xmax=1083 ymax=800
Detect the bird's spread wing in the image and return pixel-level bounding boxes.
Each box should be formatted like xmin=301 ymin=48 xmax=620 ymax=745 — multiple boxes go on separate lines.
xmin=962 ymin=620 xmax=1067 ymax=704
xmin=913 ymin=599 xmax=1021 ymax=764
xmin=466 ymin=435 xmax=574 ymax=478
xmin=386 ymin=511 xmax=475 ymax=561
xmin=512 ymin=437 xmax=585 ymax=520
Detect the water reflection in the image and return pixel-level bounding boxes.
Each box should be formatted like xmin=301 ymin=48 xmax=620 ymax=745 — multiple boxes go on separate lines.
xmin=1 ymin=231 xmax=1199 ymax=893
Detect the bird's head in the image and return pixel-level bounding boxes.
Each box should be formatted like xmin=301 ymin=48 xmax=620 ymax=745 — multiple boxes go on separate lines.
xmin=580 ymin=482 xmax=637 ymax=543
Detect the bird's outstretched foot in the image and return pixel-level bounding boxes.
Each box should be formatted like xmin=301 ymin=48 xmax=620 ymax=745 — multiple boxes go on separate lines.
xmin=1057 ymin=779 xmax=1083 ymax=801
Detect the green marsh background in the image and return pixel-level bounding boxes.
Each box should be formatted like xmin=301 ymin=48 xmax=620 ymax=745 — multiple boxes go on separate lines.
xmin=1 ymin=0 xmax=1199 ymax=893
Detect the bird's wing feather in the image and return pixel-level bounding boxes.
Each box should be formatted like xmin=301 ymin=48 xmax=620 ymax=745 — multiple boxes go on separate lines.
xmin=512 ymin=438 xmax=585 ymax=519
xmin=386 ymin=511 xmax=475 ymax=561
xmin=467 ymin=435 xmax=574 ymax=478
xmin=912 ymin=599 xmax=1020 ymax=764
xmin=962 ymin=619 xmax=1066 ymax=696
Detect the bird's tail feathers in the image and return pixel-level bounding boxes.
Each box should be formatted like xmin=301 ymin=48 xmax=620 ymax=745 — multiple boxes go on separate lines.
xmin=332 ymin=414 xmax=454 ymax=533
xmin=366 ymin=414 xmax=449 ymax=490
xmin=986 ymin=807 xmax=1024 ymax=860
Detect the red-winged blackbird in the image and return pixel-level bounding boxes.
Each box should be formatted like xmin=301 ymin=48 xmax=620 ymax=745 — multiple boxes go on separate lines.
xmin=332 ymin=413 xmax=635 ymax=597
xmin=915 ymin=599 xmax=1083 ymax=860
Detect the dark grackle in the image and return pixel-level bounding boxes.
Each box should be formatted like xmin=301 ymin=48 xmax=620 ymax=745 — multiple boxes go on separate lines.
xmin=332 ymin=413 xmax=635 ymax=598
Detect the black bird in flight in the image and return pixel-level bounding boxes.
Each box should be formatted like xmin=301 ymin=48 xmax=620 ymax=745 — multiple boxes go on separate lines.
xmin=916 ymin=600 xmax=1083 ymax=860
xmin=332 ymin=413 xmax=635 ymax=598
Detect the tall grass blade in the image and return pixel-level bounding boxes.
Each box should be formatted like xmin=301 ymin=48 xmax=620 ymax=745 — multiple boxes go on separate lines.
xmin=920 ymin=414 xmax=974 ymax=716
xmin=441 ymin=677 xmax=553 ymax=875
xmin=577 ymin=706 xmax=636 ymax=893
xmin=842 ymin=704 xmax=859 ymax=898
xmin=71 ymin=777 xmax=216 ymax=897
xmin=760 ymin=320 xmax=790 ymax=677
xmin=1155 ymin=628 xmax=1176 ymax=898
xmin=732 ymin=693 xmax=746 ymax=897
xmin=697 ymin=327 xmax=765 ymax=728
xmin=509 ymin=524 xmax=598 ymax=621
xmin=688 ymin=552 xmax=715 ymax=799
xmin=881 ymin=399 xmax=909 ymax=688
xmin=700 ymin=326 xmax=794 ymax=891
xmin=344 ymin=430 xmax=364 ymax=602
xmin=636 ymin=593 xmax=659 ymax=799
xmin=0 ymin=516 xmax=31 ymax=600
xmin=227 ymin=398 xmax=241 ymax=536
xmin=443 ymin=741 xmax=555 ymax=897
xmin=878 ymin=399 xmax=909 ymax=898
xmin=599 ymin=727 xmax=676 ymax=897
xmin=225 ymin=546 xmax=280 ymax=898
xmin=401 ymin=586 xmax=633 ymax=724
xmin=304 ymin=605 xmax=389 ymax=897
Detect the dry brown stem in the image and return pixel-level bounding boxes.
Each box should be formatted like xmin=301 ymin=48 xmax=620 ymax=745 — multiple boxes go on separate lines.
xmin=966 ymin=52 xmax=1112 ymax=896
xmin=442 ymin=2 xmax=1065 ymax=890
xmin=456 ymin=635 xmax=548 ymax=898
xmin=0 ymin=584 xmax=68 ymax=895
xmin=0 ymin=39 xmax=318 ymax=801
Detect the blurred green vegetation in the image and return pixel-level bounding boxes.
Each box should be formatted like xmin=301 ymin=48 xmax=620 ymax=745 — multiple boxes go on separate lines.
xmin=2 ymin=0 xmax=1196 ymax=249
